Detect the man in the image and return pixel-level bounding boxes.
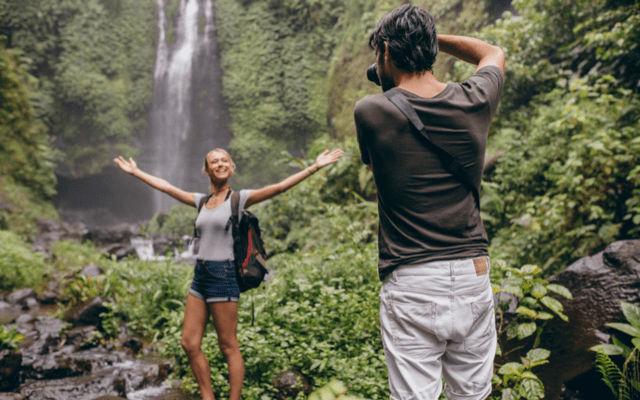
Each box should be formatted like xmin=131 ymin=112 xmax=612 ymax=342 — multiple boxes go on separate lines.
xmin=354 ymin=4 xmax=505 ymax=400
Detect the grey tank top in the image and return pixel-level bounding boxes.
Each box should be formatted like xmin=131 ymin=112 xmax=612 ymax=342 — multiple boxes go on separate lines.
xmin=193 ymin=190 xmax=252 ymax=261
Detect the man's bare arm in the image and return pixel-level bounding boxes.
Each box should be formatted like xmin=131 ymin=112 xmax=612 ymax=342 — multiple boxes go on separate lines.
xmin=437 ymin=34 xmax=505 ymax=73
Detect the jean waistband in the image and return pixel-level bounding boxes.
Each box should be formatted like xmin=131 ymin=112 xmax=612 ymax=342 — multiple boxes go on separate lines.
xmin=196 ymin=259 xmax=234 ymax=266
xmin=392 ymin=256 xmax=490 ymax=277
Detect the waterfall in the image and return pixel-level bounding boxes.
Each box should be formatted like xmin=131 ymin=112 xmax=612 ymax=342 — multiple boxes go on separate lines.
xmin=145 ymin=0 xmax=230 ymax=213
xmin=54 ymin=0 xmax=230 ymax=227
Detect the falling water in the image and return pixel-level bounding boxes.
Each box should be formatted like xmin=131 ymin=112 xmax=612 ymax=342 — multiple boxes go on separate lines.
xmin=144 ymin=0 xmax=230 ymax=213
xmin=55 ymin=0 xmax=230 ymax=226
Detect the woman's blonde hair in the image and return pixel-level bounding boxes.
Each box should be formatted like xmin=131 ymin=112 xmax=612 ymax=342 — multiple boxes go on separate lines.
xmin=202 ymin=148 xmax=236 ymax=176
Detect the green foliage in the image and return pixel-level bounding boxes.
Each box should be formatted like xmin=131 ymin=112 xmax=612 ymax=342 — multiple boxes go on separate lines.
xmin=51 ymin=239 xmax=104 ymax=273
xmin=142 ymin=204 xmax=195 ymax=239
xmin=490 ymin=262 xmax=571 ymax=399
xmin=591 ymin=302 xmax=640 ymax=399
xmin=308 ymin=380 xmax=363 ymax=400
xmin=487 ymin=76 xmax=640 ymax=271
xmin=0 ymin=43 xmax=58 ymax=237
xmin=479 ymin=0 xmax=640 ymax=270
xmin=159 ymin=199 xmax=386 ymax=398
xmin=0 ymin=230 xmax=48 ymax=291
xmin=492 ymin=348 xmax=549 ymax=400
xmin=0 ymin=0 xmax=156 ymax=177
xmin=215 ymin=0 xmax=346 ymax=185
xmin=0 ymin=325 xmax=24 ymax=351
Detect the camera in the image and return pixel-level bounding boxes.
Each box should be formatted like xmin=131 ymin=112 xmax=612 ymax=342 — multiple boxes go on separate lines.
xmin=367 ymin=63 xmax=381 ymax=86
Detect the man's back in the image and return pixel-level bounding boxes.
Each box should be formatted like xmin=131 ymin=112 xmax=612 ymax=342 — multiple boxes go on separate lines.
xmin=355 ymin=65 xmax=504 ymax=280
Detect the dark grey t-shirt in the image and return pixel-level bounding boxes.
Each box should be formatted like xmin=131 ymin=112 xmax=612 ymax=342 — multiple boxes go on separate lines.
xmin=354 ymin=65 xmax=504 ymax=280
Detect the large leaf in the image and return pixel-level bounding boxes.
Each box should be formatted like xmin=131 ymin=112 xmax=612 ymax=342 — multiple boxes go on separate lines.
xmin=541 ymin=296 xmax=568 ymax=321
xmin=546 ymin=284 xmax=573 ymax=299
xmin=531 ymin=283 xmax=547 ymax=299
xmin=605 ymin=322 xmax=640 ymax=338
xmin=498 ymin=362 xmax=525 ymax=376
xmin=520 ymin=265 xmax=542 ymax=275
xmin=517 ymin=322 xmax=537 ymax=339
xmin=519 ymin=378 xmax=545 ymax=400
xmin=516 ymin=306 xmax=538 ymax=319
xmin=526 ymin=348 xmax=551 ymax=363
xmin=620 ymin=302 xmax=640 ymax=330
xmin=632 ymin=338 xmax=640 ymax=350
xmin=590 ymin=344 xmax=624 ymax=355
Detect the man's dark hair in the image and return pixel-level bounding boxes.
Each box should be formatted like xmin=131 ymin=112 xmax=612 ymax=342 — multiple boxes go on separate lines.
xmin=368 ymin=4 xmax=438 ymax=73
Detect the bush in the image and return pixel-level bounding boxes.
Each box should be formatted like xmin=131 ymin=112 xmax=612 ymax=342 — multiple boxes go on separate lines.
xmin=0 ymin=230 xmax=47 ymax=291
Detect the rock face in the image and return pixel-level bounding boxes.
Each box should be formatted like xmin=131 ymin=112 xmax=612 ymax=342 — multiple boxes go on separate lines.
xmin=537 ymin=240 xmax=640 ymax=400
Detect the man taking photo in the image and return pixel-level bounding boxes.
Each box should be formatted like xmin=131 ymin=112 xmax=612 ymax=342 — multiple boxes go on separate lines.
xmin=354 ymin=4 xmax=505 ymax=400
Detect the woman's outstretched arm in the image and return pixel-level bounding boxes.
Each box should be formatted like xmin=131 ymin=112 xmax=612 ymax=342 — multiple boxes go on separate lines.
xmin=245 ymin=148 xmax=344 ymax=208
xmin=113 ymin=156 xmax=197 ymax=207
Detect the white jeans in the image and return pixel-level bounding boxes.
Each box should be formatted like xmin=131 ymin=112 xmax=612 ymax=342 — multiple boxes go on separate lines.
xmin=380 ymin=257 xmax=496 ymax=400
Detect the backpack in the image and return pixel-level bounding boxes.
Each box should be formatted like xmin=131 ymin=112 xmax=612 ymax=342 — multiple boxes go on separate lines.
xmin=225 ymin=191 xmax=269 ymax=292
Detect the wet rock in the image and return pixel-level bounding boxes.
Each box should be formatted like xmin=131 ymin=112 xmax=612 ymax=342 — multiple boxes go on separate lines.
xmin=7 ymin=289 xmax=35 ymax=306
xmin=19 ymin=368 xmax=127 ymax=400
xmin=19 ymin=356 xmax=171 ymax=400
xmin=0 ymin=393 xmax=24 ymax=400
xmin=103 ymin=243 xmax=136 ymax=260
xmin=38 ymin=281 xmax=60 ymax=304
xmin=31 ymin=219 xmax=89 ymax=254
xmin=64 ymin=297 xmax=109 ymax=326
xmin=0 ymin=349 xmax=22 ymax=391
xmin=25 ymin=297 xmax=39 ymax=310
xmin=81 ymin=264 xmax=103 ymax=278
xmin=272 ymin=369 xmax=312 ymax=399
xmin=122 ymin=337 xmax=143 ymax=354
xmin=0 ymin=301 xmax=20 ymax=324
xmin=66 ymin=326 xmax=101 ymax=350
xmin=537 ymin=240 xmax=640 ymax=399
xmin=15 ymin=314 xmax=34 ymax=326
xmin=18 ymin=316 xmax=66 ymax=357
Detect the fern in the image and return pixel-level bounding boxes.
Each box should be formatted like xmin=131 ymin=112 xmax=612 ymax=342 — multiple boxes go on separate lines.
xmin=596 ymin=352 xmax=627 ymax=400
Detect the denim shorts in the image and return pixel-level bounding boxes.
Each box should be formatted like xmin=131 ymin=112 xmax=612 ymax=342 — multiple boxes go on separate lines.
xmin=189 ymin=259 xmax=240 ymax=303
xmin=380 ymin=256 xmax=496 ymax=400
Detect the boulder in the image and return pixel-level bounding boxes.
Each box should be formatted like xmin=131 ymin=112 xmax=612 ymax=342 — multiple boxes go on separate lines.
xmin=80 ymin=264 xmax=103 ymax=278
xmin=64 ymin=297 xmax=109 ymax=326
xmin=7 ymin=289 xmax=35 ymax=306
xmin=272 ymin=369 xmax=312 ymax=399
xmin=537 ymin=240 xmax=640 ymax=399
xmin=0 ymin=301 xmax=20 ymax=324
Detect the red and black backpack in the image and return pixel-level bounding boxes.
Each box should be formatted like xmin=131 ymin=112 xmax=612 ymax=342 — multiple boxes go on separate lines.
xmin=225 ymin=191 xmax=269 ymax=292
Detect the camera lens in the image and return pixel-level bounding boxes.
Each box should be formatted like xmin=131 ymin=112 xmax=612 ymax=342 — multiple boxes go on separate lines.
xmin=367 ymin=64 xmax=380 ymax=86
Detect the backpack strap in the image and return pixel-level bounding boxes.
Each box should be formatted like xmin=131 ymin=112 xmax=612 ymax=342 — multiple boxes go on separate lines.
xmin=383 ymin=88 xmax=481 ymax=209
xmin=192 ymin=193 xmax=213 ymax=238
xmin=225 ymin=190 xmax=241 ymax=232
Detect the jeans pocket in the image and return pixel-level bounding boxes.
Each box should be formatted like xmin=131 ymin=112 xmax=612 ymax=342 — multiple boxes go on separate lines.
xmin=464 ymin=298 xmax=495 ymax=354
xmin=385 ymin=290 xmax=437 ymax=344
xmin=204 ymin=263 xmax=227 ymax=280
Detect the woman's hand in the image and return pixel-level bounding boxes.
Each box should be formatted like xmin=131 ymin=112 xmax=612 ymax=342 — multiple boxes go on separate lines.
xmin=113 ymin=156 xmax=139 ymax=175
xmin=314 ymin=148 xmax=344 ymax=169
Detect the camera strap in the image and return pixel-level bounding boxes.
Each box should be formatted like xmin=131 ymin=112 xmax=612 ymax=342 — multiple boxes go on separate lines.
xmin=383 ymin=88 xmax=481 ymax=209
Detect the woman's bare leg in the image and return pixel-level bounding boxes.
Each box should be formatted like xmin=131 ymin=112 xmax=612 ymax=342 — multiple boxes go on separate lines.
xmin=181 ymin=293 xmax=215 ymax=400
xmin=209 ymin=301 xmax=244 ymax=400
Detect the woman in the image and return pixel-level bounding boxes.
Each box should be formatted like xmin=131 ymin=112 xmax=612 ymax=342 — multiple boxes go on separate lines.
xmin=113 ymin=147 xmax=343 ymax=400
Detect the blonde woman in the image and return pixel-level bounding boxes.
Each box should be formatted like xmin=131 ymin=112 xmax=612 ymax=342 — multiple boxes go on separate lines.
xmin=113 ymin=147 xmax=343 ymax=400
